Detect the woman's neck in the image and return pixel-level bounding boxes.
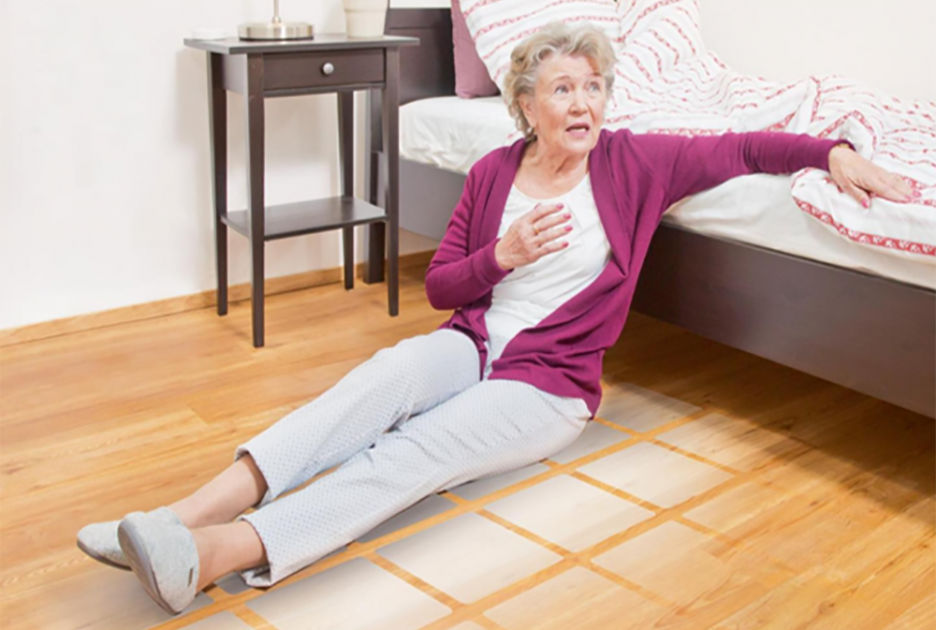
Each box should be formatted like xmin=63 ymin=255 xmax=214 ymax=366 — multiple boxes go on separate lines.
xmin=515 ymin=139 xmax=589 ymax=199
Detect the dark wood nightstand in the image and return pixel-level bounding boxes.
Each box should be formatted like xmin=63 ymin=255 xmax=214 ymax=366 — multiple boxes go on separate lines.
xmin=183 ymin=34 xmax=418 ymax=348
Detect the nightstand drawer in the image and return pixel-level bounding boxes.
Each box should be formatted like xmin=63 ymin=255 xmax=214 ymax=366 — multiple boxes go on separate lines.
xmin=264 ymin=49 xmax=385 ymax=92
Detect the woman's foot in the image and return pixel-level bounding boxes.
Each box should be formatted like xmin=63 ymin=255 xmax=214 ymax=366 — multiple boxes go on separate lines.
xmin=76 ymin=506 xmax=182 ymax=571
xmin=117 ymin=511 xmax=201 ymax=615
xmin=77 ymin=454 xmax=268 ymax=571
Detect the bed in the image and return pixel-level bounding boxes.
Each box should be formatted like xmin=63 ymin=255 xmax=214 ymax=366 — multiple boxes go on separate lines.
xmin=364 ymin=8 xmax=936 ymax=418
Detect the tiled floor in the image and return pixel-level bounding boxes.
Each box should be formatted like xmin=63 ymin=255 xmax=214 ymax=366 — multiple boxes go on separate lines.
xmin=184 ymin=613 xmax=254 ymax=630
xmin=578 ymin=441 xmax=734 ymax=508
xmin=246 ymin=558 xmax=451 ymax=630
xmin=484 ymin=475 xmax=654 ymax=553
xmin=376 ymin=512 xmax=562 ymax=605
xmin=163 ymin=385 xmax=768 ymax=630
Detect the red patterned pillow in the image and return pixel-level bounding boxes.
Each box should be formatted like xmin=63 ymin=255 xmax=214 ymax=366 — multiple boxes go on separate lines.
xmin=452 ymin=0 xmax=500 ymax=98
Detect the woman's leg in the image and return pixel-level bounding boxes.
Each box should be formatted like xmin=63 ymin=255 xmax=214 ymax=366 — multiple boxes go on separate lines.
xmin=228 ymin=379 xmax=590 ymax=588
xmin=191 ymin=521 xmax=266 ymax=591
xmin=170 ymin=329 xmax=481 ymax=527
xmin=233 ymin=329 xmax=481 ymax=511
xmin=113 ymin=329 xmax=485 ymax=611
xmin=94 ymin=330 xmax=475 ymax=561
xmin=167 ymin=454 xmax=267 ymax=528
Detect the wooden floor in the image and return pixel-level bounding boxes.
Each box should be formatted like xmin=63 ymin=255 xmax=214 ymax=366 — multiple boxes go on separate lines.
xmin=1 ymin=262 xmax=933 ymax=630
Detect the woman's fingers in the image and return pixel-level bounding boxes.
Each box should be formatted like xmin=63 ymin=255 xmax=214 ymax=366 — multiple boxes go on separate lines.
xmin=536 ymin=210 xmax=573 ymax=233
xmin=531 ymin=220 xmax=571 ymax=259
xmin=876 ymin=182 xmax=910 ymax=203
xmin=535 ymin=224 xmax=573 ymax=247
xmin=878 ymin=173 xmax=916 ymax=202
xmin=526 ymin=203 xmax=572 ymax=250
xmin=536 ymin=238 xmax=569 ymax=255
xmin=528 ymin=203 xmax=565 ymax=227
xmin=500 ymin=201 xmax=578 ymax=267
xmin=528 ymin=210 xmax=567 ymax=237
xmin=831 ymin=150 xmax=920 ymax=207
xmin=889 ymin=173 xmax=915 ymax=198
xmin=851 ymin=174 xmax=914 ymax=206
xmin=843 ymin=178 xmax=871 ymax=208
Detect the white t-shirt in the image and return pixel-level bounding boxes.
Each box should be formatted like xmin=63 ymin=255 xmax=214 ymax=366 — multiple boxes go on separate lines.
xmin=483 ymin=175 xmax=612 ymax=378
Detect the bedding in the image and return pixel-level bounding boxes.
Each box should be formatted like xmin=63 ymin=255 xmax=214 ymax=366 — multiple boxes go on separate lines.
xmin=458 ymin=0 xmax=936 ymax=262
xmin=400 ymin=96 xmax=936 ymax=290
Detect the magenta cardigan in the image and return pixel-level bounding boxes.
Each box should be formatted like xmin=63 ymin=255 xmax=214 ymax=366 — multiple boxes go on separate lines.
xmin=425 ymin=128 xmax=848 ymax=418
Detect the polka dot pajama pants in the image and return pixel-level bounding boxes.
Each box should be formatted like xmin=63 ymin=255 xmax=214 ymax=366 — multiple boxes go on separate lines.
xmin=232 ymin=328 xmax=590 ymax=587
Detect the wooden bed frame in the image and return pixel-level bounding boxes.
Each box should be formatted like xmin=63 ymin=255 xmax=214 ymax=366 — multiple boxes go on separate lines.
xmin=365 ymin=8 xmax=935 ymax=419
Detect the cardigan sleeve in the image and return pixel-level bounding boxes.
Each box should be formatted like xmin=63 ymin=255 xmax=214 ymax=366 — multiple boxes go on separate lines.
xmin=631 ymin=131 xmax=853 ymax=211
xmin=425 ymin=163 xmax=513 ymax=311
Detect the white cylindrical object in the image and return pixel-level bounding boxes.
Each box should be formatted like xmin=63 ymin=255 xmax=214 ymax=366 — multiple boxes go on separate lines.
xmin=343 ymin=0 xmax=388 ymax=38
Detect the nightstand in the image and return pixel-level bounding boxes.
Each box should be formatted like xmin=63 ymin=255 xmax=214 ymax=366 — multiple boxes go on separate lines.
xmin=183 ymin=34 xmax=419 ymax=348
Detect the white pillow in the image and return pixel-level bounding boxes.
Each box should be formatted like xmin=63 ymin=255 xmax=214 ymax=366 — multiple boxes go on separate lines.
xmin=461 ymin=0 xmax=621 ymax=92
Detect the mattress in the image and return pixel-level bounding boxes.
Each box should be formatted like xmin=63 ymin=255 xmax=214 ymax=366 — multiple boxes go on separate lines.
xmin=400 ymin=96 xmax=936 ymax=290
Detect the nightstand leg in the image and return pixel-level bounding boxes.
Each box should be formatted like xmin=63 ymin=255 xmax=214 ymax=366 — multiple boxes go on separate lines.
xmin=363 ymin=88 xmax=385 ymax=285
xmin=338 ymin=90 xmax=355 ymax=290
xmin=208 ymin=53 xmax=228 ymax=316
xmin=246 ymin=54 xmax=266 ymax=348
xmin=383 ymin=49 xmax=400 ymax=316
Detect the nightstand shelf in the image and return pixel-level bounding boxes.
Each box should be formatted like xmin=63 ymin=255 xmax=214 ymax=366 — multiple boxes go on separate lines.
xmin=222 ymin=198 xmax=388 ymax=241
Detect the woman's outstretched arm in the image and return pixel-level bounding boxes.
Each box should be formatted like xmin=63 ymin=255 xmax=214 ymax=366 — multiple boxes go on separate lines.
xmin=632 ymin=131 xmax=853 ymax=210
xmin=633 ymin=130 xmax=917 ymax=212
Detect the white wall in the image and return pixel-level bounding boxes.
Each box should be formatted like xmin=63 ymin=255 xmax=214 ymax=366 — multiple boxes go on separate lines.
xmin=699 ymin=0 xmax=936 ymax=102
xmin=1 ymin=0 xmax=933 ymax=329
xmin=0 ymin=0 xmax=443 ymax=330
xmin=0 ymin=0 xmax=13 ymax=278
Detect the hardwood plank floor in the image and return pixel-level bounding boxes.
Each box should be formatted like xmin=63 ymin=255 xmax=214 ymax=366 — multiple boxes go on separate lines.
xmin=1 ymin=262 xmax=932 ymax=630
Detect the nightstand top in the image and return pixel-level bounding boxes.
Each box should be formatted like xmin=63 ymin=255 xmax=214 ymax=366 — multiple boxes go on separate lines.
xmin=183 ymin=33 xmax=419 ymax=55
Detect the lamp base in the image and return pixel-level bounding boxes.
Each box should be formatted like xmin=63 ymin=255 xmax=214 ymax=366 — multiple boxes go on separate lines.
xmin=238 ymin=21 xmax=314 ymax=40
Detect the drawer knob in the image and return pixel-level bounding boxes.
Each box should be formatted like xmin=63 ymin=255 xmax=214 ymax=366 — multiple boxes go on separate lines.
xmin=322 ymin=62 xmax=335 ymax=76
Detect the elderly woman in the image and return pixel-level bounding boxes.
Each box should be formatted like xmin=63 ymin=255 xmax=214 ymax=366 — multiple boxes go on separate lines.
xmin=78 ymin=22 xmax=915 ymax=614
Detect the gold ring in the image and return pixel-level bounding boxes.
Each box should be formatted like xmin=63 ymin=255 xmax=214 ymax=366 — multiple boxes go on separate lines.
xmin=533 ymin=225 xmax=539 ymax=236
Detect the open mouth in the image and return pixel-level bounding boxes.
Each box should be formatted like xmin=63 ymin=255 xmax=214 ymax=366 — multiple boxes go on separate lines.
xmin=566 ymin=122 xmax=591 ymax=137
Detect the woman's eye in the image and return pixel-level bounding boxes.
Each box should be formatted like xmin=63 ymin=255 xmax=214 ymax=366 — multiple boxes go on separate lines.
xmin=555 ymin=85 xmax=569 ymax=94
xmin=588 ymin=82 xmax=601 ymax=91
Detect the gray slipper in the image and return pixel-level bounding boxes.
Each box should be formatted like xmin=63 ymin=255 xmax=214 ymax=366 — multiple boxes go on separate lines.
xmin=118 ymin=511 xmax=200 ymax=615
xmin=76 ymin=507 xmax=182 ymax=570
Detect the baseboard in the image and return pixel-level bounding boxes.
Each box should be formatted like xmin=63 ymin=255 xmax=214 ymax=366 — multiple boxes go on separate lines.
xmin=0 ymin=250 xmax=436 ymax=348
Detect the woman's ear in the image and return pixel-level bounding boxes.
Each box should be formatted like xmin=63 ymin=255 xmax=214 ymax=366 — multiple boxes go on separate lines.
xmin=519 ymin=94 xmax=537 ymax=131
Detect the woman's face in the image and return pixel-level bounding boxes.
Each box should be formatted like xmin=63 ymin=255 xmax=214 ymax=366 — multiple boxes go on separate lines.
xmin=520 ymin=53 xmax=607 ymax=157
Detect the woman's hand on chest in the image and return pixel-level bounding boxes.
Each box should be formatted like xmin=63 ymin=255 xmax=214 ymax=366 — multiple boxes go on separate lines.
xmin=494 ymin=203 xmax=574 ymax=271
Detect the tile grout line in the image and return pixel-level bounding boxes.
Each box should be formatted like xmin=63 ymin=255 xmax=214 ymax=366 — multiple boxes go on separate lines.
xmin=479 ymin=509 xmax=675 ymax=607
xmin=366 ymin=551 xmax=465 ymax=611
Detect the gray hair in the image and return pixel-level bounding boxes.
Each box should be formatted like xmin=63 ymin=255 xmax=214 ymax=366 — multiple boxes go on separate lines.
xmin=503 ymin=22 xmax=616 ymax=141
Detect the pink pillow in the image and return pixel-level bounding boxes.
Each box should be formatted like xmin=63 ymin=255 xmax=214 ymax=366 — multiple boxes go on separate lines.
xmin=452 ymin=0 xmax=500 ymax=99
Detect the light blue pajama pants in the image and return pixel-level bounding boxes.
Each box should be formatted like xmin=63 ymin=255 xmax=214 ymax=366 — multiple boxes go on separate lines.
xmin=232 ymin=328 xmax=590 ymax=587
